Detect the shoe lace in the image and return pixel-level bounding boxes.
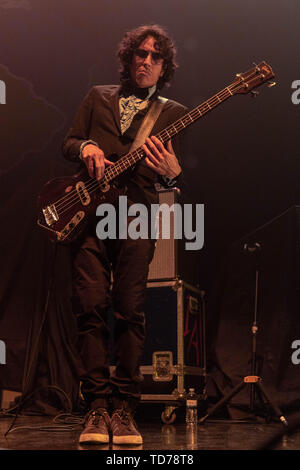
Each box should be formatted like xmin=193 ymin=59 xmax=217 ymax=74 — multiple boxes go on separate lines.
xmin=85 ymin=409 xmax=109 ymax=426
xmin=116 ymin=409 xmax=134 ymax=427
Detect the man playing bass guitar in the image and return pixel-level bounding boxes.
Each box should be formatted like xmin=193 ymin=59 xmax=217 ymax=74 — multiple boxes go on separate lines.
xmin=62 ymin=24 xmax=187 ymax=445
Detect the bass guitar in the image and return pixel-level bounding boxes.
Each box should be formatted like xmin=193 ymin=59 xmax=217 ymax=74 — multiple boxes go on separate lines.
xmin=37 ymin=61 xmax=275 ymax=243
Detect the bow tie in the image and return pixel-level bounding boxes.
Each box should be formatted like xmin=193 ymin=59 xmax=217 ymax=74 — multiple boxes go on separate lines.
xmin=120 ymin=84 xmax=156 ymax=100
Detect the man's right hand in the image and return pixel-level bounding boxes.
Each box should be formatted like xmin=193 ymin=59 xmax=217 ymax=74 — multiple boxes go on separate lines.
xmin=81 ymin=144 xmax=114 ymax=180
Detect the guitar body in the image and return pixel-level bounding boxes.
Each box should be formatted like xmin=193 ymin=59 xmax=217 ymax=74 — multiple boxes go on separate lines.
xmin=37 ymin=168 xmax=124 ymax=243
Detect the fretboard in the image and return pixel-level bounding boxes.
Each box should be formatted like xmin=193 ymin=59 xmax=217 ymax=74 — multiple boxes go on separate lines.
xmin=103 ymin=82 xmax=237 ymax=183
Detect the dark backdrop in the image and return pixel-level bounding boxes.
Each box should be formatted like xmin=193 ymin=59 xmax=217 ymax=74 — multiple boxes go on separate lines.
xmin=0 ymin=0 xmax=299 ymax=414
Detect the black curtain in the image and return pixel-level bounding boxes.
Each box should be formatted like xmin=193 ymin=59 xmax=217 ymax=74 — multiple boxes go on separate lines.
xmin=1 ymin=0 xmax=300 ymax=416
xmin=0 ymin=135 xmax=81 ymax=412
xmin=208 ymin=206 xmax=300 ymax=417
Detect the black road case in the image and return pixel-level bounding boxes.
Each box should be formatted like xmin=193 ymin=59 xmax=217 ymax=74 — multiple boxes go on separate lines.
xmin=140 ymin=279 xmax=207 ymax=423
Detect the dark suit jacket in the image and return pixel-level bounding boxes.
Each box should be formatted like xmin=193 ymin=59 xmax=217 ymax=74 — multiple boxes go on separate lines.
xmin=62 ymin=85 xmax=187 ymax=207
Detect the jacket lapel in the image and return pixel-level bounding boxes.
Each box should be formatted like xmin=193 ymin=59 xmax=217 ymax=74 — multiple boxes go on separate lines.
xmin=109 ymin=86 xmax=122 ymax=134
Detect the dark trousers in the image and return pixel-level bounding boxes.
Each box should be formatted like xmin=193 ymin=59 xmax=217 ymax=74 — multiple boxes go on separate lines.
xmin=71 ymin=222 xmax=155 ymax=412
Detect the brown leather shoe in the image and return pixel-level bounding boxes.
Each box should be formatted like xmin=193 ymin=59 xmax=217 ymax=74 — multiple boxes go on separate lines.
xmin=79 ymin=408 xmax=110 ymax=444
xmin=111 ymin=409 xmax=143 ymax=445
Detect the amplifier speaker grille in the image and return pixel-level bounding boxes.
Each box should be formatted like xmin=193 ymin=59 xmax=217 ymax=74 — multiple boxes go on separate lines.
xmin=148 ymin=188 xmax=179 ymax=281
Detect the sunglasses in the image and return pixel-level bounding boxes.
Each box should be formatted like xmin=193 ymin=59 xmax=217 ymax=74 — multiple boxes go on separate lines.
xmin=134 ymin=48 xmax=163 ymax=64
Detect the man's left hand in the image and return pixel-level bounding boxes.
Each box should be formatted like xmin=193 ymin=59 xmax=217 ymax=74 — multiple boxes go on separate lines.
xmin=142 ymin=136 xmax=181 ymax=179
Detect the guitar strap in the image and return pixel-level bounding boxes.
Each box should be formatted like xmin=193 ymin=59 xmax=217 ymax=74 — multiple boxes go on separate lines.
xmin=129 ymin=96 xmax=168 ymax=152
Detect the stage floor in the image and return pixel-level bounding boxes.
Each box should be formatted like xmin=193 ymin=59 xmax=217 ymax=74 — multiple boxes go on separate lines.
xmin=0 ymin=412 xmax=299 ymax=451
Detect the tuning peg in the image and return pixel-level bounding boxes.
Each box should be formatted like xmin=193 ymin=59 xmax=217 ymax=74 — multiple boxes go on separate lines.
xmin=252 ymin=62 xmax=260 ymax=72
xmin=251 ymin=90 xmax=259 ymax=98
xmin=267 ymin=81 xmax=276 ymax=88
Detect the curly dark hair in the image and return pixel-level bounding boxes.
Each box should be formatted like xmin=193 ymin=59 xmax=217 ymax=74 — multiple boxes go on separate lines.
xmin=117 ymin=24 xmax=178 ymax=90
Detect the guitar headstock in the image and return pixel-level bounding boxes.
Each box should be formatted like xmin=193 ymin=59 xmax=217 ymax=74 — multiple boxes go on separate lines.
xmin=232 ymin=61 xmax=275 ymax=94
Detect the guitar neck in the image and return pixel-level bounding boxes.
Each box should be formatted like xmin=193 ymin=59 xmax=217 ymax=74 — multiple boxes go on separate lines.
xmin=92 ymin=60 xmax=275 ymax=184
xmin=104 ymin=83 xmax=235 ymax=183
xmin=157 ymin=85 xmax=234 ymax=144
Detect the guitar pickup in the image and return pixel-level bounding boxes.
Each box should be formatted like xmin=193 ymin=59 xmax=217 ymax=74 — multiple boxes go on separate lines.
xmin=76 ymin=181 xmax=91 ymax=206
xmin=57 ymin=211 xmax=85 ymax=241
xmin=43 ymin=204 xmax=58 ymax=226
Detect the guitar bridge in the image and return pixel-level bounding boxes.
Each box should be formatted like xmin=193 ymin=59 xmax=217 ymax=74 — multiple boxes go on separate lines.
xmin=43 ymin=204 xmax=58 ymax=226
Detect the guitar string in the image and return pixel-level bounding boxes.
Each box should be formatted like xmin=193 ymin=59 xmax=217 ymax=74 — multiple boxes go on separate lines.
xmin=49 ymin=71 xmax=267 ymax=218
xmin=54 ymin=72 xmax=263 ymax=219
xmin=53 ymin=83 xmax=240 ymax=215
xmin=54 ymin=88 xmax=232 ymax=217
xmin=53 ymin=68 xmax=265 ymax=213
xmin=52 ymin=74 xmax=253 ymax=214
xmin=51 ymin=79 xmax=244 ymax=213
xmin=53 ymin=74 xmax=261 ymax=219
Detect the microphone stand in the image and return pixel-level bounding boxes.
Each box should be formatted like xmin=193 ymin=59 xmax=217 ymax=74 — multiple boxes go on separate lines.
xmin=199 ymin=242 xmax=288 ymax=426
xmin=248 ymin=242 xmax=259 ymax=412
